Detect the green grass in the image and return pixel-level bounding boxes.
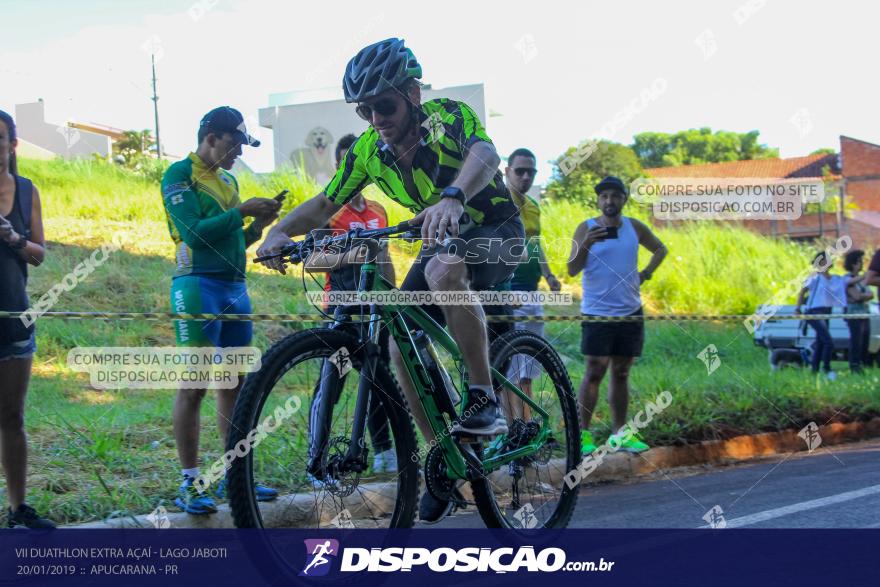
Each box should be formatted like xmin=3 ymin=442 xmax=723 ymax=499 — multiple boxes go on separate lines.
xmin=9 ymin=156 xmax=877 ymax=524
xmin=546 ymin=320 xmax=880 ymax=445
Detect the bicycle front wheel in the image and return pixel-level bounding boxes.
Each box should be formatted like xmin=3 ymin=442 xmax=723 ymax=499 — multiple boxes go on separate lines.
xmin=226 ymin=328 xmax=419 ymax=529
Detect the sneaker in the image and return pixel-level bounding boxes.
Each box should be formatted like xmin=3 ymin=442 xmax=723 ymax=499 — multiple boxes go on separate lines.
xmin=253 ymin=483 xmax=278 ymax=502
xmin=608 ymin=430 xmax=650 ymax=454
xmin=418 ymin=490 xmax=454 ymax=524
xmin=372 ymin=448 xmax=398 ymax=473
xmin=174 ymin=476 xmax=218 ymax=515
xmin=7 ymin=504 xmax=56 ymax=529
xmin=306 ymin=473 xmax=325 ymax=490
xmin=213 ymin=478 xmax=278 ymax=502
xmin=451 ymin=388 xmax=509 ymax=436
xmin=580 ymin=430 xmax=597 ymax=456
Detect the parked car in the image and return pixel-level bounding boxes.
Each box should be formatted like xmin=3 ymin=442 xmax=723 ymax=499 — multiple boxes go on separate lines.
xmin=752 ymin=304 xmax=880 ymax=370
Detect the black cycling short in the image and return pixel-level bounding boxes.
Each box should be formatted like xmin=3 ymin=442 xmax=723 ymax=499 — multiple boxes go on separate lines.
xmin=580 ymin=307 xmax=645 ymax=357
xmin=400 ymin=216 xmax=525 ymax=326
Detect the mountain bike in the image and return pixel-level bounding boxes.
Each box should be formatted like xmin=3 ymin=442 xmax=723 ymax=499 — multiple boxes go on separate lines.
xmin=226 ymin=221 xmax=579 ymax=530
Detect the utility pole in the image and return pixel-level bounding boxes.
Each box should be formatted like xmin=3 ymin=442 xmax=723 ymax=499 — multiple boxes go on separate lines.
xmin=151 ymin=52 xmax=162 ymax=159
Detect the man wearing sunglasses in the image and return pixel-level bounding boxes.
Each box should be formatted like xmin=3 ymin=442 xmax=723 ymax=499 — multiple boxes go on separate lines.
xmin=258 ymin=37 xmax=524 ymax=523
xmin=502 ymin=148 xmax=560 ymax=413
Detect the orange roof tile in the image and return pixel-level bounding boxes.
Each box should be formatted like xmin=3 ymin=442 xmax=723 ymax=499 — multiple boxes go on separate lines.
xmin=646 ymin=153 xmax=839 ymax=179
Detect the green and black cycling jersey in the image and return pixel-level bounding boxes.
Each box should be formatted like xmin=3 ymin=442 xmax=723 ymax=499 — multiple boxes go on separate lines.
xmin=324 ymin=99 xmax=518 ymax=226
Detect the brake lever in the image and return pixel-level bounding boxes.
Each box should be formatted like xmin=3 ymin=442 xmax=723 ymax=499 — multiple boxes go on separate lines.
xmin=254 ymin=242 xmax=298 ymax=264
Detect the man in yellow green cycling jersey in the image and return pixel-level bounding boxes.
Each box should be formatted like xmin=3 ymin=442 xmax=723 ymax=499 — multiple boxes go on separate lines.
xmin=162 ymin=106 xmax=281 ymax=514
xmin=258 ymin=38 xmax=525 ymax=522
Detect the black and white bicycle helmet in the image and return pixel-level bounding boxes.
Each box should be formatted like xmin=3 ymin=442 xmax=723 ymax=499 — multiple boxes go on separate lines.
xmin=343 ymin=38 xmax=422 ymax=103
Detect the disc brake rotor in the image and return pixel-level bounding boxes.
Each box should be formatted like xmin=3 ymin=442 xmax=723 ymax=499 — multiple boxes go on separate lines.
xmin=324 ymin=436 xmax=361 ymax=498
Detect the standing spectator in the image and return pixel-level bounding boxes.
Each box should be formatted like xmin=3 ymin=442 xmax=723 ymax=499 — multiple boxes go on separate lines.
xmin=843 ymin=250 xmax=873 ymax=373
xmin=567 ymin=176 xmax=667 ymax=456
xmin=0 ymin=110 xmax=54 ymax=528
xmin=864 ymin=250 xmax=880 ymax=296
xmin=161 ymin=107 xmax=281 ymax=514
xmin=503 ymin=148 xmax=560 ymax=418
xmin=864 ymin=249 xmax=880 ymax=366
xmin=796 ymin=251 xmax=847 ymax=380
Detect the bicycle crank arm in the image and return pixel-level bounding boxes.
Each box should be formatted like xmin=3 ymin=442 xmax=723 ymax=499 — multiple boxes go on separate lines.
xmin=454 ymin=439 xmax=486 ymax=481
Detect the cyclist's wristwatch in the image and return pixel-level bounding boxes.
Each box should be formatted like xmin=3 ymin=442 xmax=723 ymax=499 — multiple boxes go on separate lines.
xmin=440 ymin=186 xmax=466 ymax=206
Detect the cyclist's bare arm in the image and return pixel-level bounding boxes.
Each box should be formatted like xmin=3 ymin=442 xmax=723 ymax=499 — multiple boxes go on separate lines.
xmin=412 ymin=140 xmax=500 ymax=245
xmin=452 ymin=141 xmax=500 ymax=202
xmin=271 ymin=193 xmax=341 ymax=238
xmin=257 ymin=193 xmax=341 ymax=273
xmin=378 ymin=245 xmax=395 ymax=285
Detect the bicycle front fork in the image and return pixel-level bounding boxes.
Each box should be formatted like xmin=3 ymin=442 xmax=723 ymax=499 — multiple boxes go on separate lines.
xmin=307 ymin=307 xmax=383 ymax=478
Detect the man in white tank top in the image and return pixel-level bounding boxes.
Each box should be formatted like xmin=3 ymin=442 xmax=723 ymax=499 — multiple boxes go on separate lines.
xmin=566 ymin=176 xmax=667 ymax=456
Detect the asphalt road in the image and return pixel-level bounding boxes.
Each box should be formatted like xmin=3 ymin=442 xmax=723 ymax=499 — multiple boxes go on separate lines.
xmin=431 ymin=438 xmax=880 ymax=529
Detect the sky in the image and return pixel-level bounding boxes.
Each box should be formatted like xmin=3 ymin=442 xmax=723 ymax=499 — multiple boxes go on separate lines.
xmin=2 ymin=0 xmax=878 ymax=184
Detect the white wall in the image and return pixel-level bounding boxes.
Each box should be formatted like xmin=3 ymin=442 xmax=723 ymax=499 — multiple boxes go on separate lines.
xmin=15 ymin=102 xmax=111 ymax=159
xmin=259 ymin=84 xmax=486 ymax=184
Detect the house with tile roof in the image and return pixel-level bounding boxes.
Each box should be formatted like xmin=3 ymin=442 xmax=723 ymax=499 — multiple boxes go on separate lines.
xmin=645 ymin=136 xmax=880 ymax=247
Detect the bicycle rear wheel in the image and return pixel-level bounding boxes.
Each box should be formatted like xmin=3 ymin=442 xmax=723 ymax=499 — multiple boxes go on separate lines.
xmin=471 ymin=330 xmax=580 ymax=529
xmin=227 ymin=328 xmax=419 ymax=529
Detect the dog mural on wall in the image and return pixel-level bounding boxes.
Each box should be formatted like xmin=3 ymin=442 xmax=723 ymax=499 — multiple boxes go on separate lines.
xmin=289 ymin=126 xmax=336 ymax=185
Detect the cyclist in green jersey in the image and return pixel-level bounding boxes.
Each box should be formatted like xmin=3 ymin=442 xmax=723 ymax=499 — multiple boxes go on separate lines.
xmin=258 ymin=38 xmax=525 ymax=521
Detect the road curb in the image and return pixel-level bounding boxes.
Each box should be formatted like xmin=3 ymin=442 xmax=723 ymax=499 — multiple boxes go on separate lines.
xmin=68 ymin=417 xmax=880 ymax=528
xmin=577 ymin=416 xmax=880 ymax=485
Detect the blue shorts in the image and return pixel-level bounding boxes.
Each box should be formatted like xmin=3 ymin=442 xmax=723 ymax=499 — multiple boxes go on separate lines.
xmin=170 ymin=276 xmax=253 ymax=348
xmin=0 ymin=332 xmax=36 ymax=362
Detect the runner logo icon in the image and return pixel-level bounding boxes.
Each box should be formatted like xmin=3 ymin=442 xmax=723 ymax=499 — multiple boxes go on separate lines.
xmin=300 ymin=539 xmax=340 ymax=577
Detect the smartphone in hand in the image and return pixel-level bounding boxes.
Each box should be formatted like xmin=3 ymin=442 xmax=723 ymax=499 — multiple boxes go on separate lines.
xmin=603 ymin=225 xmax=618 ymax=239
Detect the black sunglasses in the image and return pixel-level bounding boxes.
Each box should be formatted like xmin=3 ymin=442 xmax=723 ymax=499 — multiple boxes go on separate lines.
xmin=355 ymin=97 xmax=399 ymax=121
xmin=514 ymin=167 xmax=537 ymax=177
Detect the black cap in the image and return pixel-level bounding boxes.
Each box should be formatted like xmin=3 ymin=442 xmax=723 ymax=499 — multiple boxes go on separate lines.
xmin=594 ymin=176 xmax=627 ymax=196
xmin=199 ymin=106 xmax=260 ymax=147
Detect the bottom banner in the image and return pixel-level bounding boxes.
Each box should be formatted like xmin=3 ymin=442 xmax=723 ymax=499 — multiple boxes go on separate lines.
xmin=0 ymin=529 xmax=874 ymax=586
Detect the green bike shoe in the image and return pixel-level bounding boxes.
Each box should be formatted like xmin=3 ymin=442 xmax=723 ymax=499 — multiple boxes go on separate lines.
xmin=609 ymin=430 xmax=650 ymax=453
xmin=580 ymin=430 xmax=597 ymax=456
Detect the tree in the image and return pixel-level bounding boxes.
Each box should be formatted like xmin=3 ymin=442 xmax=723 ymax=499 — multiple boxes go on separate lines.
xmin=631 ymin=128 xmax=779 ymax=168
xmin=113 ymin=130 xmax=156 ymax=169
xmin=545 ymin=140 xmax=643 ymax=203
xmin=810 ymin=147 xmax=836 ymax=156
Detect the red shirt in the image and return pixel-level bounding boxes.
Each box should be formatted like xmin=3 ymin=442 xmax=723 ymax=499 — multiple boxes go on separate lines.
xmin=324 ymin=199 xmax=388 ymax=293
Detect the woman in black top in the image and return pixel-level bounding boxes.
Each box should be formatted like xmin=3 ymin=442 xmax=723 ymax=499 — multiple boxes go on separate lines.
xmin=843 ymin=250 xmax=874 ymax=372
xmin=0 ymin=110 xmax=54 ymax=528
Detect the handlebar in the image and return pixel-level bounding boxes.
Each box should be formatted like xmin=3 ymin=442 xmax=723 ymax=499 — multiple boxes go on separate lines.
xmin=253 ymin=220 xmax=420 ymax=265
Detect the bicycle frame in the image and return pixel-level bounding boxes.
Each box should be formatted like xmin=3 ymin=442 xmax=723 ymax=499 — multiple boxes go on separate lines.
xmin=310 ymin=236 xmax=551 ymax=483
